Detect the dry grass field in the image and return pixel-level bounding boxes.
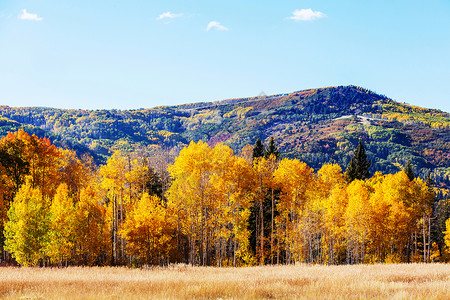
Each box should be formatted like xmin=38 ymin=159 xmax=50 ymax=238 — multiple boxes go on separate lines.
xmin=0 ymin=263 xmax=449 ymax=299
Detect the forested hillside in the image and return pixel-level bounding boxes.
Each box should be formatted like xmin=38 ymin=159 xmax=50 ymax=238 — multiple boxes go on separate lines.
xmin=1 ymin=85 xmax=449 ymax=192
xmin=1 ymin=85 xmax=450 ymax=267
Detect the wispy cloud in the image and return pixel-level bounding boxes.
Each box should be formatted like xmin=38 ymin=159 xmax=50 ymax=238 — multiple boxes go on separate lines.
xmin=288 ymin=9 xmax=326 ymax=21
xmin=19 ymin=9 xmax=43 ymax=21
xmin=206 ymin=21 xmax=228 ymax=31
xmin=157 ymin=11 xmax=183 ymax=21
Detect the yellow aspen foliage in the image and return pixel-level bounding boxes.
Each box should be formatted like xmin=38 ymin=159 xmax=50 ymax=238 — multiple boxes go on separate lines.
xmin=444 ymin=219 xmax=450 ymax=252
xmin=46 ymin=183 xmax=75 ymax=265
xmin=59 ymin=149 xmax=93 ymax=199
xmin=73 ymin=186 xmax=110 ymax=266
xmin=317 ymin=163 xmax=347 ymax=264
xmin=273 ymin=158 xmax=315 ymax=263
xmin=366 ymin=173 xmax=392 ymax=261
xmin=239 ymin=144 xmax=254 ymax=164
xmin=209 ymin=144 xmax=255 ymax=266
xmin=4 ymin=180 xmax=50 ymax=266
xmin=167 ymin=141 xmax=255 ymax=266
xmin=228 ymin=156 xmax=255 ymax=265
xmin=345 ymin=179 xmax=371 ymax=264
xmin=317 ymin=163 xmax=345 ymax=194
xmin=100 ymin=151 xmax=130 ymax=265
xmin=124 ymin=157 xmax=149 ymax=201
xmin=167 ymin=140 xmax=214 ymax=265
xmin=120 ymin=193 xmax=176 ymax=265
xmin=322 ymin=185 xmax=348 ymax=264
xmin=367 ymin=171 xmax=423 ymax=262
xmin=384 ymin=172 xmax=418 ymax=260
xmin=100 ymin=151 xmax=128 ymax=196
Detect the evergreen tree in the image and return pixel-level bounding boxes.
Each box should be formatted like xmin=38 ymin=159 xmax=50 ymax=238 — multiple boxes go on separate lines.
xmin=345 ymin=158 xmax=358 ymax=182
xmin=345 ymin=141 xmax=371 ymax=182
xmin=252 ymin=138 xmax=265 ymax=159
xmin=264 ymin=137 xmax=280 ymax=160
xmin=144 ymin=167 xmax=163 ymax=199
xmin=404 ymin=160 xmax=415 ymax=181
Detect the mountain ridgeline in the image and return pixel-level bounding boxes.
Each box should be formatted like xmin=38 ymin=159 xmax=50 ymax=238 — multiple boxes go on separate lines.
xmin=1 ymin=85 xmax=449 ymax=192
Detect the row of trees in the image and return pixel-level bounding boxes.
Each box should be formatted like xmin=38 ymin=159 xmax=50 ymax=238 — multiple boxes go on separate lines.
xmin=1 ymin=130 xmax=450 ymax=267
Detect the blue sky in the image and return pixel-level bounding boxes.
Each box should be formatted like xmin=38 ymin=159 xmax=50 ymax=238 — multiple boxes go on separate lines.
xmin=0 ymin=1 xmax=449 ymax=112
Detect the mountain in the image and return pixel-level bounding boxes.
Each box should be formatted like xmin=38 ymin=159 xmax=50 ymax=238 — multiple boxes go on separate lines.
xmin=1 ymin=85 xmax=449 ymax=193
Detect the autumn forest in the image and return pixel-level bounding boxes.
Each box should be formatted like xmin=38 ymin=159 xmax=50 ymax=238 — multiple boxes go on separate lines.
xmin=1 ymin=129 xmax=449 ymax=267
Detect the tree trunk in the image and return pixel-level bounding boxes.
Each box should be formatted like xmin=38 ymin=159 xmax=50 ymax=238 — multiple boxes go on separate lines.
xmin=422 ymin=214 xmax=426 ymax=263
xmin=260 ymin=200 xmax=264 ymax=265
xmin=427 ymin=216 xmax=431 ymax=262
xmin=271 ymin=188 xmax=274 ymax=265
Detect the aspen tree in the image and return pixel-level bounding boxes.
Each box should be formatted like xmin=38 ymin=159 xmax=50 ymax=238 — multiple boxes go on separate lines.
xmin=121 ymin=193 xmax=176 ymax=265
xmin=73 ymin=186 xmax=110 ymax=266
xmin=46 ymin=183 xmax=75 ymax=266
xmin=4 ymin=180 xmax=50 ymax=266
xmin=273 ymin=158 xmax=314 ymax=263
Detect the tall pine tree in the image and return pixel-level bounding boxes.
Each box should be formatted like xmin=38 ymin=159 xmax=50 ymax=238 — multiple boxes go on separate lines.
xmin=404 ymin=160 xmax=415 ymax=181
xmin=345 ymin=141 xmax=371 ymax=182
xmin=264 ymin=137 xmax=280 ymax=160
xmin=252 ymin=138 xmax=265 ymax=159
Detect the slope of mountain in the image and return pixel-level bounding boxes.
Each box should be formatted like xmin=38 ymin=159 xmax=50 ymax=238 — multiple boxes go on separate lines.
xmin=1 ymin=85 xmax=449 ymax=192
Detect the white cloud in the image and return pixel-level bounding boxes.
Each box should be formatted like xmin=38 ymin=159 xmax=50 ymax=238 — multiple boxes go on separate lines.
xmin=19 ymin=9 xmax=43 ymax=21
xmin=206 ymin=21 xmax=228 ymax=31
xmin=157 ymin=12 xmax=183 ymax=21
xmin=288 ymin=9 xmax=326 ymax=21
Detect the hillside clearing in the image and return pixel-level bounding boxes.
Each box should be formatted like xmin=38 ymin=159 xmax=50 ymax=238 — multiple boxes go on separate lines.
xmin=1 ymin=264 xmax=449 ymax=299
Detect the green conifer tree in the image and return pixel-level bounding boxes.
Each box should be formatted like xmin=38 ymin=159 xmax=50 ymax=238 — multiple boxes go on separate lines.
xmin=345 ymin=141 xmax=371 ymax=182
xmin=252 ymin=138 xmax=265 ymax=159
xmin=264 ymin=137 xmax=280 ymax=160
xmin=404 ymin=160 xmax=415 ymax=181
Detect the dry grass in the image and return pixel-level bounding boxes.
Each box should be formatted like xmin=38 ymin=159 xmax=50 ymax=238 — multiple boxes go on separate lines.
xmin=0 ymin=263 xmax=449 ymax=299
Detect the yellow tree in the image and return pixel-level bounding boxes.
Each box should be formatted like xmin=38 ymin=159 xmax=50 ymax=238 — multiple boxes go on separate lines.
xmin=273 ymin=158 xmax=315 ymax=264
xmin=208 ymin=143 xmax=255 ymax=266
xmin=227 ymin=156 xmax=255 ymax=266
xmin=72 ymin=186 xmax=110 ymax=266
xmin=100 ymin=151 xmax=128 ymax=265
xmin=444 ymin=218 xmax=450 ymax=256
xmin=167 ymin=141 xmax=254 ymax=266
xmin=317 ymin=163 xmax=347 ymax=264
xmin=167 ymin=140 xmax=214 ymax=265
xmin=411 ymin=176 xmax=435 ymax=262
xmin=207 ymin=143 xmax=235 ymax=266
xmin=59 ymin=149 xmax=94 ymax=199
xmin=366 ymin=171 xmax=420 ymax=262
xmin=120 ymin=193 xmax=176 ymax=265
xmin=46 ymin=183 xmax=75 ymax=266
xmin=4 ymin=180 xmax=50 ymax=266
xmin=239 ymin=144 xmax=254 ymax=164
xmin=366 ymin=172 xmax=391 ymax=262
xmin=345 ymin=179 xmax=371 ymax=264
